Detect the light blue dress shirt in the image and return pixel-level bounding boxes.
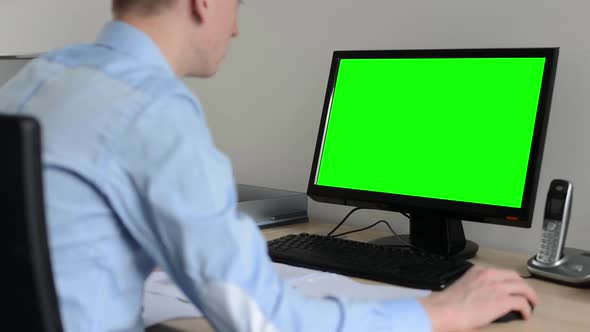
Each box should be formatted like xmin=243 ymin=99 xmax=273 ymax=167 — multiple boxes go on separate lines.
xmin=0 ymin=21 xmax=431 ymax=332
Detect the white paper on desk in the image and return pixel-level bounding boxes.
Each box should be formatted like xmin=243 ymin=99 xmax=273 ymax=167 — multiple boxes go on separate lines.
xmin=273 ymin=262 xmax=431 ymax=300
xmin=143 ymin=291 xmax=201 ymax=327
xmin=286 ymin=271 xmax=431 ymax=300
xmin=143 ymin=263 xmax=430 ymax=327
xmin=143 ymin=271 xmax=202 ymax=327
xmin=273 ymin=262 xmax=324 ymax=280
xmin=142 ymin=264 xmax=317 ymax=326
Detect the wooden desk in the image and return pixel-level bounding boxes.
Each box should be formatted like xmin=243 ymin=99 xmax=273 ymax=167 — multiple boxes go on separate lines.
xmin=155 ymin=222 xmax=590 ymax=332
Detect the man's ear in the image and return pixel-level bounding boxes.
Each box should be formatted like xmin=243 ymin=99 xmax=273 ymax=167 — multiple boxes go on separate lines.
xmin=190 ymin=0 xmax=208 ymax=23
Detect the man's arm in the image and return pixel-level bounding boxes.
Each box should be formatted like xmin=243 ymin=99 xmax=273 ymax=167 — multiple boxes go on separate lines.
xmin=109 ymin=94 xmax=433 ymax=332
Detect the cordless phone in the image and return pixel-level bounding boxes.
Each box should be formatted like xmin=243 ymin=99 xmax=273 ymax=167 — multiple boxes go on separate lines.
xmin=527 ymin=179 xmax=590 ymax=287
xmin=535 ymin=179 xmax=573 ymax=265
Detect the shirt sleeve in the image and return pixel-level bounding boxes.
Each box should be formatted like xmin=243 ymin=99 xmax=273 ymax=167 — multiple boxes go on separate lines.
xmin=109 ymin=93 xmax=433 ymax=332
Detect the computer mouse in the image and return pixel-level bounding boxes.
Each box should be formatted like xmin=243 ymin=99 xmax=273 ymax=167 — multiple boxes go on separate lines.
xmin=492 ymin=302 xmax=534 ymax=323
xmin=493 ymin=310 xmax=523 ymax=323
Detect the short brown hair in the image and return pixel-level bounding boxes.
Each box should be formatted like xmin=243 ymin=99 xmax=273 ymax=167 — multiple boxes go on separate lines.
xmin=112 ymin=0 xmax=177 ymax=16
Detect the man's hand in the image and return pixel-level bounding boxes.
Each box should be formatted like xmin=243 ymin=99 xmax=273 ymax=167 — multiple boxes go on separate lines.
xmin=419 ymin=265 xmax=539 ymax=332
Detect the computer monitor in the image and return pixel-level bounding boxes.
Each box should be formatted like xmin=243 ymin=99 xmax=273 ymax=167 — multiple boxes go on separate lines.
xmin=307 ymin=48 xmax=559 ymax=259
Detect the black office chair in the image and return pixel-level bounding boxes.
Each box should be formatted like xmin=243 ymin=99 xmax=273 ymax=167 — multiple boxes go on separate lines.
xmin=1 ymin=114 xmax=63 ymax=331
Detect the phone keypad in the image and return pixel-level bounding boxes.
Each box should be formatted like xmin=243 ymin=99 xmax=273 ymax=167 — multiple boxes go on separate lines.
xmin=544 ymin=221 xmax=557 ymax=231
xmin=537 ymin=220 xmax=562 ymax=264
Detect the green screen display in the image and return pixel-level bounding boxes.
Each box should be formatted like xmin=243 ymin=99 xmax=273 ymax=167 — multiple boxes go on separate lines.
xmin=316 ymin=57 xmax=546 ymax=208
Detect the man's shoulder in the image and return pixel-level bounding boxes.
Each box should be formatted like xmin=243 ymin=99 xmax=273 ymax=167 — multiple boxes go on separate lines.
xmin=40 ymin=44 xmax=186 ymax=101
xmin=31 ymin=45 xmax=202 ymax=149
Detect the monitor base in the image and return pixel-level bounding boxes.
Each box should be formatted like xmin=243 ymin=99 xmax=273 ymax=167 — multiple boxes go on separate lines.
xmin=369 ymin=235 xmax=479 ymax=260
xmin=368 ymin=213 xmax=479 ymax=259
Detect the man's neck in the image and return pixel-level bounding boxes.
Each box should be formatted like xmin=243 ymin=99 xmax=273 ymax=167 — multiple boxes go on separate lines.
xmin=115 ymin=14 xmax=187 ymax=77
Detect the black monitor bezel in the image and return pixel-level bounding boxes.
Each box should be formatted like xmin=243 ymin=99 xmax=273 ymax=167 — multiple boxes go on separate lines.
xmin=307 ymin=47 xmax=559 ymax=228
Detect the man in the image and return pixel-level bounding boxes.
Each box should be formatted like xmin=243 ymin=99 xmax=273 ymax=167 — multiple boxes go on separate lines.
xmin=0 ymin=0 xmax=538 ymax=331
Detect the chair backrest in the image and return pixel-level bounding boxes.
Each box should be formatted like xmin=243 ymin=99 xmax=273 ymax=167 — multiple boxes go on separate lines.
xmin=1 ymin=114 xmax=63 ymax=332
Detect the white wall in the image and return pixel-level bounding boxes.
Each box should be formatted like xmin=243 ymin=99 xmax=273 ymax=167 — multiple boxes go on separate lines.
xmin=0 ymin=1 xmax=109 ymax=55
xmin=1 ymin=0 xmax=589 ymax=255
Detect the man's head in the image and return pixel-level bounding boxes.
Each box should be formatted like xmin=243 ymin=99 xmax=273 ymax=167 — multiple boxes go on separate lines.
xmin=112 ymin=0 xmax=240 ymax=78
xmin=112 ymin=0 xmax=178 ymax=16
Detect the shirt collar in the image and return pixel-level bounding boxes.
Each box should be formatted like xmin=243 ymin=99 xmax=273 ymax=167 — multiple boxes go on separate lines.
xmin=95 ymin=20 xmax=175 ymax=75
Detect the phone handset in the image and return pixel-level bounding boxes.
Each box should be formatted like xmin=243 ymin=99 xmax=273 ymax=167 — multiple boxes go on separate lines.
xmin=535 ymin=179 xmax=573 ymax=265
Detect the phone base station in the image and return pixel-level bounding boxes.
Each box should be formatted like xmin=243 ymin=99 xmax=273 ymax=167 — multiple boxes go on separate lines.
xmin=527 ymin=247 xmax=590 ymax=288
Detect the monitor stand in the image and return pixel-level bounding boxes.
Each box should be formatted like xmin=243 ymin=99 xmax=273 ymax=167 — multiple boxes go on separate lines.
xmin=369 ymin=212 xmax=478 ymax=259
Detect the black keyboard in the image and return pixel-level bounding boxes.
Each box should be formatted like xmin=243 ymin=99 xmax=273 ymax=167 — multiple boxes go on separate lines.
xmin=268 ymin=233 xmax=473 ymax=290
